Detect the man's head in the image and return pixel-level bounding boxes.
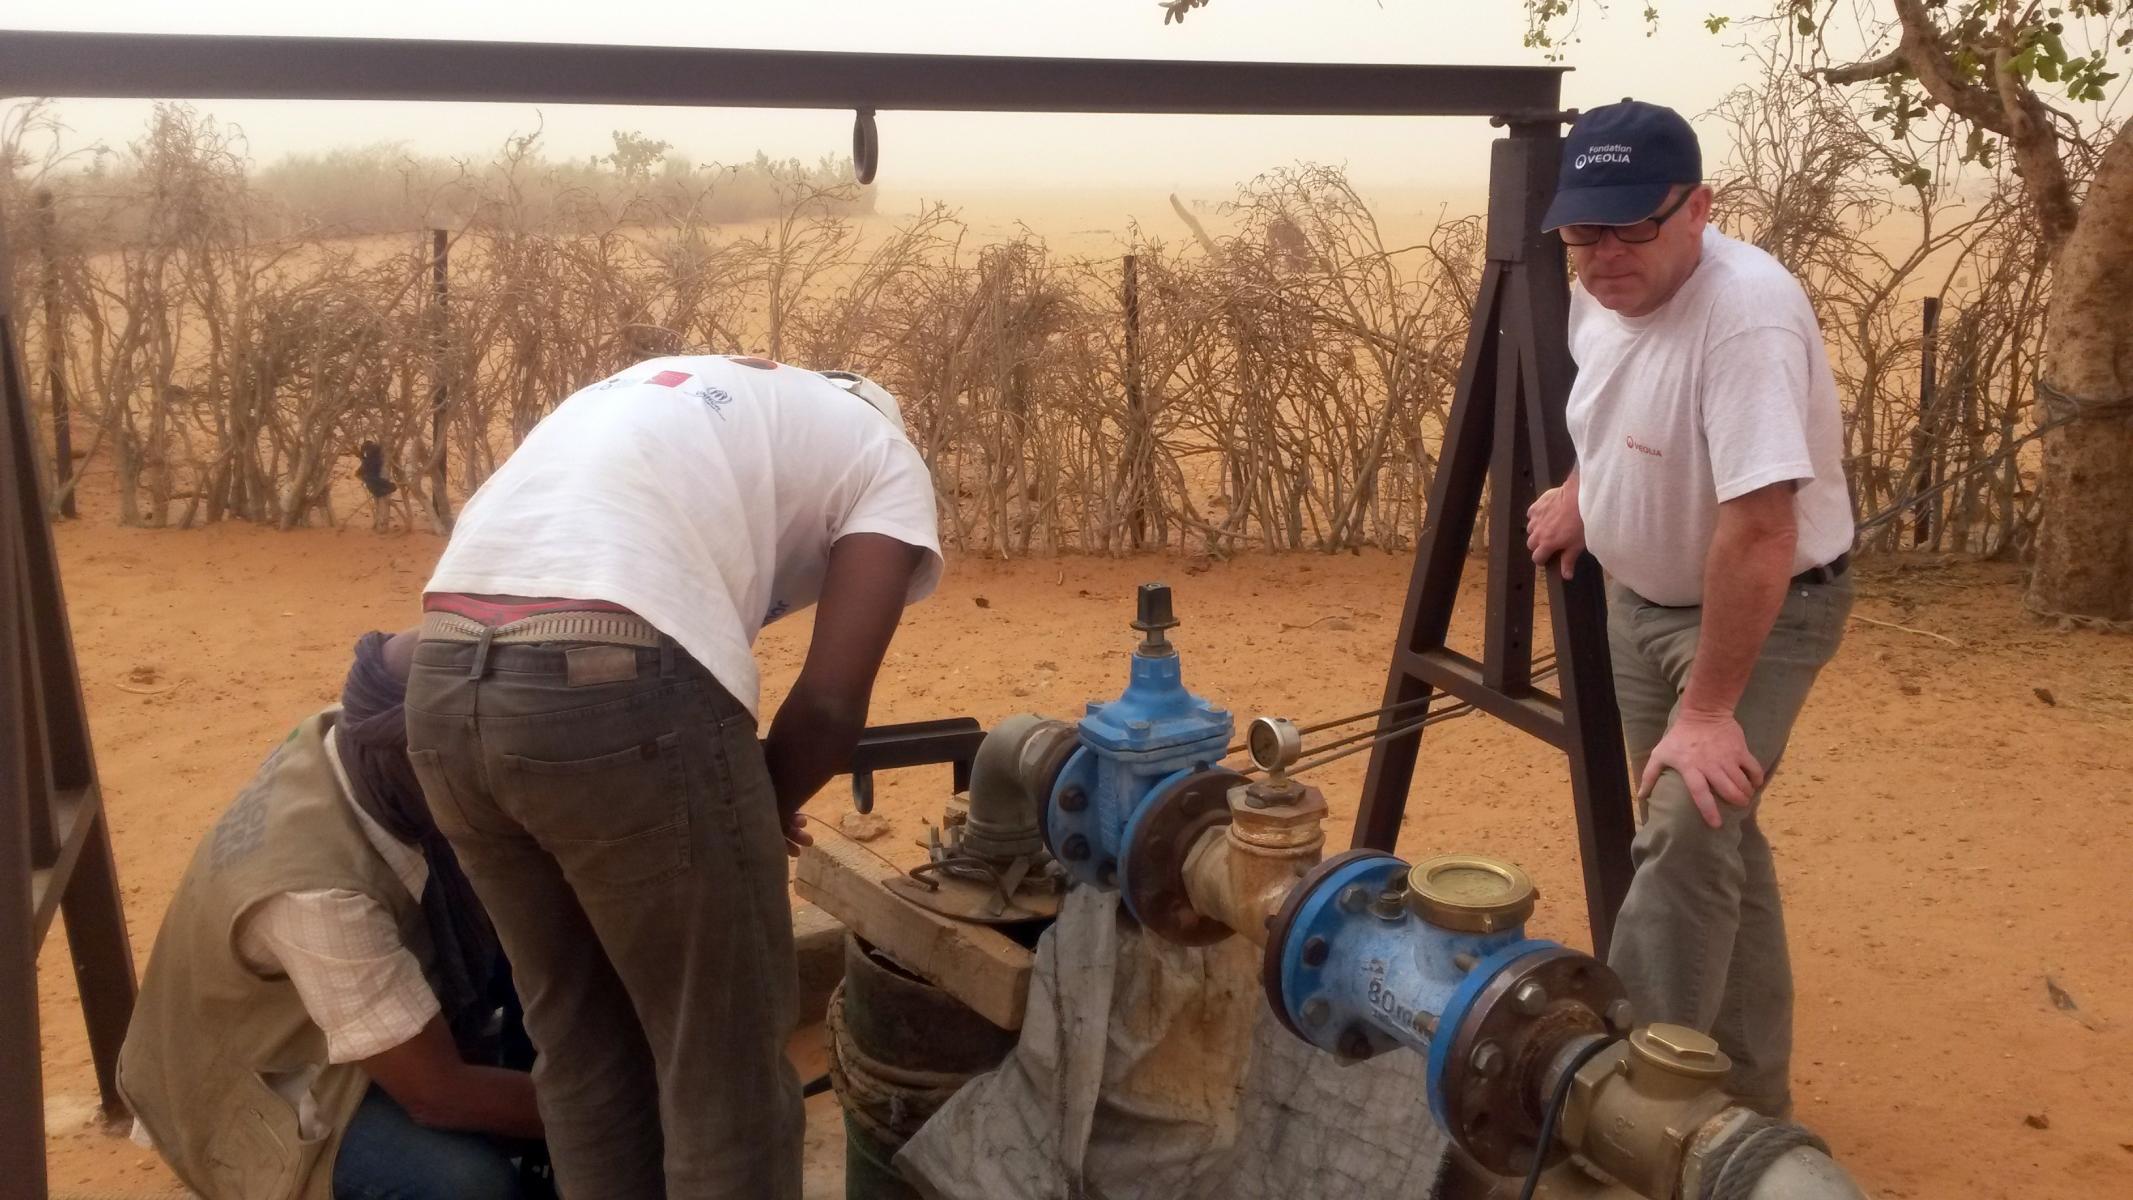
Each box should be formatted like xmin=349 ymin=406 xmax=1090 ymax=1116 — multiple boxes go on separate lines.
xmin=1541 ymin=100 xmax=1711 ymax=318
xmin=819 ymin=370 xmax=906 ymax=434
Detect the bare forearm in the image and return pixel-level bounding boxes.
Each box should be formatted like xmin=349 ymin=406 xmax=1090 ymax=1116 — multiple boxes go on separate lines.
xmin=405 ymin=1063 xmax=544 ymax=1140
xmin=1682 ymin=514 xmax=1795 ymax=717
xmin=762 ymin=533 xmax=922 ymax=818
xmin=763 ymin=690 xmax=867 ymax=815
xmin=363 ymin=1018 xmax=544 ymax=1140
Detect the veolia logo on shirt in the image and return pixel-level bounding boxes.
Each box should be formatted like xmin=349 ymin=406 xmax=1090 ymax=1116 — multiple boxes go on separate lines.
xmin=689 ymin=383 xmax=735 ymax=418
xmin=1573 ymin=143 xmax=1634 ymax=170
xmin=1625 ymin=434 xmax=1663 ymax=458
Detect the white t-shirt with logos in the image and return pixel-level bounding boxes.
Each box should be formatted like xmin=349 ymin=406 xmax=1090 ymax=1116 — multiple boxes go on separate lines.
xmin=1567 ymin=228 xmax=1854 ymax=605
xmin=425 ymin=355 xmax=943 ymax=716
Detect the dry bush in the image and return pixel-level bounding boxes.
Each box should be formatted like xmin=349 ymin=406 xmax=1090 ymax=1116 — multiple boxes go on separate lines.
xmin=1 ymin=91 xmax=2062 ymax=562
xmin=1709 ymin=49 xmax=2052 ymax=558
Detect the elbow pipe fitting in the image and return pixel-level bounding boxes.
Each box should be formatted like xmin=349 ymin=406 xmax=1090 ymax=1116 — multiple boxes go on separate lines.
xmin=962 ymin=715 xmax=1072 ymax=863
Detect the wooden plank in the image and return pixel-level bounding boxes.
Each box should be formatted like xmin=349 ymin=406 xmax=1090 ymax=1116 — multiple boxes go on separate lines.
xmin=794 ymin=828 xmax=1032 ymax=1030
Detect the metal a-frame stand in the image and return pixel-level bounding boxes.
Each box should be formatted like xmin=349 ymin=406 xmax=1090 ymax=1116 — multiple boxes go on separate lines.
xmin=1352 ymin=118 xmax=1636 ymax=957
xmin=0 ymin=247 xmax=138 ymax=1193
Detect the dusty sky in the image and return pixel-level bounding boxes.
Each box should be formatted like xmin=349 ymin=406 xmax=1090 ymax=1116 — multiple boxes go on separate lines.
xmin=18 ymin=1 xmax=1778 ymax=197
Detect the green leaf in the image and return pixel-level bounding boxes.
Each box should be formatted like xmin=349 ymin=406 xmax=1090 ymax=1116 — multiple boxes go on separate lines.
xmin=1796 ymin=13 xmax=1816 ymax=35
xmin=1705 ymin=14 xmax=1731 ymax=33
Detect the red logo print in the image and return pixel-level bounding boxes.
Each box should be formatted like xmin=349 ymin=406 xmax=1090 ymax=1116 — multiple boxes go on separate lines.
xmin=648 ymin=370 xmax=693 ymax=388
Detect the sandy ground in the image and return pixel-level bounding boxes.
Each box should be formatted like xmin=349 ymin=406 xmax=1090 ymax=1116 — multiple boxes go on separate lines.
xmin=30 ymin=517 xmax=2133 ymax=1199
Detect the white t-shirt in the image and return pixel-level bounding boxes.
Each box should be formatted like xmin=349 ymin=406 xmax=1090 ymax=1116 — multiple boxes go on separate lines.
xmin=425 ymin=355 xmax=943 ymax=715
xmin=1566 ymin=228 xmax=1854 ymax=605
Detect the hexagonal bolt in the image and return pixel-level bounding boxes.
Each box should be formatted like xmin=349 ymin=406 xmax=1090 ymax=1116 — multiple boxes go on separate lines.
xmin=1605 ymin=998 xmax=1636 ymax=1034
xmin=1642 ymin=1023 xmax=1722 ymax=1064
xmin=1302 ymin=997 xmax=1332 ymax=1027
xmin=1452 ymin=952 xmax=1479 ymax=973
xmin=1301 ymin=936 xmax=1330 ymax=967
xmin=1337 ymin=1026 xmax=1374 ymax=1060
xmin=1338 ymin=885 xmax=1370 ymax=914
xmin=1062 ymin=834 xmax=1091 ymax=862
xmin=1371 ymin=883 xmax=1410 ymax=921
xmin=1513 ymin=981 xmax=1549 ymax=1016
xmin=1057 ymin=786 xmax=1088 ymax=814
xmin=1412 ymin=1011 xmax=1439 ymax=1038
xmin=1469 ymin=1041 xmax=1505 ymax=1078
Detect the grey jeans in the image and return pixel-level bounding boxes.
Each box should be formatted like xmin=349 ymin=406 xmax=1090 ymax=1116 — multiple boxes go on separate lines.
xmin=1604 ymin=575 xmax=1851 ymax=1116
xmin=405 ymin=639 xmax=802 ymax=1200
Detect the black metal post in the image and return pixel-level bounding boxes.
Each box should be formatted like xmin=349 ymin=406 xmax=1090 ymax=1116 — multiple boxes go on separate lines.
xmin=429 ymin=229 xmax=452 ymax=529
xmin=35 ymin=191 xmax=74 ymax=520
xmin=1123 ymin=253 xmax=1148 ymax=548
xmin=1910 ymin=296 xmax=1941 ymax=548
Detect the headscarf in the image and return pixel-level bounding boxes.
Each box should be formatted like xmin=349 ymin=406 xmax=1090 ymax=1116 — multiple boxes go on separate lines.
xmin=338 ymin=630 xmax=508 ymax=1059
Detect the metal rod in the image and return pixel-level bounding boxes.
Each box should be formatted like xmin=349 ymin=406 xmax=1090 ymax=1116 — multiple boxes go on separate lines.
xmin=1240 ymin=664 xmax=1562 ymax=779
xmin=1286 ymin=705 xmax=1470 ymax=777
xmin=1228 ymin=653 xmax=1561 ymax=756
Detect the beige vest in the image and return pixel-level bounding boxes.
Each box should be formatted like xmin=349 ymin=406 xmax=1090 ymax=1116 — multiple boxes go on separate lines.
xmin=119 ymin=711 xmax=431 ymax=1200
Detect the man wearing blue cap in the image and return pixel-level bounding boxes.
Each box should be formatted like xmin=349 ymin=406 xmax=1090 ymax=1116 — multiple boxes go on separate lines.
xmin=1525 ymin=100 xmax=1855 ymax=1118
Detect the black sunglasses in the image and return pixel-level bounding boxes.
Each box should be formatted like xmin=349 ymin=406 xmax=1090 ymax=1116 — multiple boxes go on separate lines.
xmin=1558 ymin=189 xmax=1695 ymax=247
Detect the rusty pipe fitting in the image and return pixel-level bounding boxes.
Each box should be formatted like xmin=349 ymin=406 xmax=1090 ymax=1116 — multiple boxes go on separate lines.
xmin=1180 ymin=777 xmax=1328 ymax=948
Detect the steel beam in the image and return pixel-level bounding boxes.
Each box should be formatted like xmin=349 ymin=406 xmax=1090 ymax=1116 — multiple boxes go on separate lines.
xmin=0 ymin=30 xmax=1561 ymax=116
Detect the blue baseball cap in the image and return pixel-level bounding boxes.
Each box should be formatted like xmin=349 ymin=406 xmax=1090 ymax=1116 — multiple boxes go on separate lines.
xmin=1540 ymin=100 xmax=1703 ymax=232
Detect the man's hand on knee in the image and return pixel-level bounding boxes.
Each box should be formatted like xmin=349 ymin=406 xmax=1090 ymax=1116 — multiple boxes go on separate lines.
xmin=1638 ymin=709 xmax=1764 ymax=828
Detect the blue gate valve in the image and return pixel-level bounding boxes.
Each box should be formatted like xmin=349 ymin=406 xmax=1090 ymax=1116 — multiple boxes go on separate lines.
xmin=1045 ymin=583 xmax=1233 ymax=893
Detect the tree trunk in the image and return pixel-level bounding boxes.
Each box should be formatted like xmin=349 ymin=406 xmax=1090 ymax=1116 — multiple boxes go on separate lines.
xmin=2029 ymin=116 xmax=2133 ymax=623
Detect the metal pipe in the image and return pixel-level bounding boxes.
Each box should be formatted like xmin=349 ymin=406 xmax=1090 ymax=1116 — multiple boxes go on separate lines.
xmin=1178 ymin=779 xmax=1326 ymax=949
xmin=960 ymin=715 xmax=1067 ymax=862
xmin=1740 ymin=1146 xmax=1870 ymax=1200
